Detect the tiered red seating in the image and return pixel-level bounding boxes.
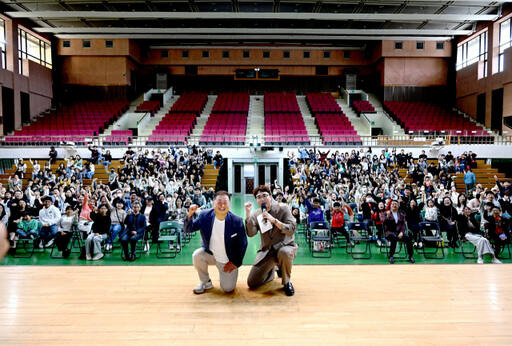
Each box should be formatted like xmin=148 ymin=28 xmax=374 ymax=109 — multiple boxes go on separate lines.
xmin=201 ymin=93 xmax=249 ymax=145
xmin=264 ymin=93 xmax=309 ymax=145
xmin=306 ymin=93 xmax=361 ymax=145
xmin=103 ymin=130 xmax=133 ymax=146
xmin=136 ymin=100 xmax=161 ymax=115
xmin=352 ymin=100 xmax=376 ymax=114
xmin=4 ymin=101 xmax=129 ymax=144
xmin=383 ymin=101 xmax=485 ymax=135
xmin=147 ymin=93 xmax=207 ymax=145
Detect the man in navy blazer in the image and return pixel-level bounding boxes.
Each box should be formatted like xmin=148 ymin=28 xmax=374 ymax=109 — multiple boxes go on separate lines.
xmin=185 ymin=191 xmax=247 ymax=294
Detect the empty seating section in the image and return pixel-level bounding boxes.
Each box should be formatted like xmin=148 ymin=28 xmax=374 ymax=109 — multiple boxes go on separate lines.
xmin=306 ymin=93 xmax=361 ymax=145
xmin=352 ymin=100 xmax=376 ymax=114
xmin=201 ymin=93 xmax=249 ymax=145
xmin=264 ymin=93 xmax=309 ymax=145
xmin=103 ymin=130 xmax=133 ymax=146
xmin=136 ymin=100 xmax=161 ymax=115
xmin=146 ymin=93 xmax=207 ymax=145
xmin=5 ymin=101 xmax=128 ymax=144
xmin=384 ymin=101 xmax=484 ymax=135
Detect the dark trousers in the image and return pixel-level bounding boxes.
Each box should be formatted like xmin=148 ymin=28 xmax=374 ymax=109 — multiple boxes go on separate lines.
xmin=39 ymin=225 xmax=58 ymax=244
xmin=386 ymin=233 xmax=414 ymax=258
xmin=408 ymin=223 xmax=421 ymax=242
xmin=331 ymin=226 xmax=350 ymax=243
xmin=55 ymin=232 xmax=73 ymax=251
xmin=120 ymin=231 xmax=142 ymax=257
xmin=440 ymin=221 xmax=457 ymax=246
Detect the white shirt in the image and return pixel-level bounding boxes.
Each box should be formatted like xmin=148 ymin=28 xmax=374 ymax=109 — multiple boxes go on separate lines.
xmin=210 ymin=217 xmax=229 ymax=264
xmin=392 ymin=211 xmax=399 ymax=224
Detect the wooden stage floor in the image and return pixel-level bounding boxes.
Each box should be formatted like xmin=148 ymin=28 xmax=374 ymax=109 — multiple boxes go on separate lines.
xmin=1 ymin=265 xmax=511 ymax=345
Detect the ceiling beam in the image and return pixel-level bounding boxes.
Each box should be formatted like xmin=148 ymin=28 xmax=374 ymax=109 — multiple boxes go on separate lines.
xmin=53 ymin=33 xmax=455 ymax=41
xmin=5 ymin=11 xmax=500 ymax=22
xmin=36 ymin=27 xmax=473 ymax=35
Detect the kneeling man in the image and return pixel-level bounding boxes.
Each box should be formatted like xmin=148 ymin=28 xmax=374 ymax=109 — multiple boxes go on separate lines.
xmin=185 ymin=191 xmax=247 ymax=294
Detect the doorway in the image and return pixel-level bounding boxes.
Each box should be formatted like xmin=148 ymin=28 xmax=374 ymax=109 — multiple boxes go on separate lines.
xmin=476 ymin=93 xmax=486 ymax=125
xmin=20 ymin=91 xmax=30 ymax=124
xmin=2 ymin=87 xmax=15 ymax=135
xmin=491 ymin=88 xmax=503 ymax=134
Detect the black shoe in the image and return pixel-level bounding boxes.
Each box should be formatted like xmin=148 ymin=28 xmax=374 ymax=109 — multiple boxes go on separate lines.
xmin=283 ymin=282 xmax=295 ymax=296
xmin=130 ymin=253 xmax=136 ymax=262
xmin=63 ymin=249 xmax=71 ymax=258
xmin=389 ymin=256 xmax=395 ymax=264
xmin=409 ymin=257 xmax=415 ymax=264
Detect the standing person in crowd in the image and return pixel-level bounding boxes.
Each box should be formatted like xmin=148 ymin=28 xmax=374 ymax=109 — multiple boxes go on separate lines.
xmin=245 ymin=185 xmax=298 ymax=296
xmin=383 ymin=200 xmax=415 ymax=264
xmin=464 ymin=168 xmax=476 ymax=194
xmin=49 ymin=146 xmax=58 ymax=164
xmin=185 ymin=191 xmax=247 ymax=294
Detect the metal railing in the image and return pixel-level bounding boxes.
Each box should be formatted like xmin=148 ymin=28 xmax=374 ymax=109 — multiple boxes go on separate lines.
xmin=1 ymin=133 xmax=511 ymax=148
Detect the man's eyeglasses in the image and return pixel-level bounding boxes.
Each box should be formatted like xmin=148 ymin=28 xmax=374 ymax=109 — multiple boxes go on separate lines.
xmin=256 ymin=193 xmax=270 ymax=200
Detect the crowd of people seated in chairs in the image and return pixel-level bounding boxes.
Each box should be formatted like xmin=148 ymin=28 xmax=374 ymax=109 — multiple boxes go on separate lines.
xmin=2 ymin=145 xmax=221 ymax=261
xmin=284 ymin=147 xmax=510 ymax=263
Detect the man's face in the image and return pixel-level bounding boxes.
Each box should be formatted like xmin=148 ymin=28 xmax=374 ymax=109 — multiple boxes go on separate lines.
xmin=213 ymin=195 xmax=230 ymax=218
xmin=390 ymin=201 xmax=399 ymax=212
xmin=44 ymin=200 xmax=52 ymax=208
xmin=255 ymin=191 xmax=272 ymax=208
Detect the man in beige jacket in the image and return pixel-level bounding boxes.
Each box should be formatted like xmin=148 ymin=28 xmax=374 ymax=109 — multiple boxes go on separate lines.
xmin=245 ymin=185 xmax=298 ymax=296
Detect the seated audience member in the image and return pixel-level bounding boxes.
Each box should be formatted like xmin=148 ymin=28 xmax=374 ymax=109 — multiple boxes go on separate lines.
xmin=330 ymin=201 xmax=352 ymax=246
xmin=372 ymin=201 xmax=386 ymax=246
xmin=121 ymin=202 xmax=146 ymax=261
xmin=55 ymin=206 xmax=78 ymax=258
xmin=405 ymin=199 xmax=423 ymax=248
xmin=13 ymin=212 xmax=40 ymax=251
xmin=438 ymin=197 xmax=459 ymax=248
xmin=38 ymin=196 xmax=61 ymax=248
xmin=457 ymin=207 xmax=501 ymax=264
xmin=85 ymin=204 xmax=111 ymax=261
xmin=306 ymin=197 xmax=324 ymax=224
xmin=105 ymin=199 xmax=126 ymax=252
xmin=484 ymin=206 xmax=511 ymax=257
xmin=383 ymin=200 xmax=414 ymax=264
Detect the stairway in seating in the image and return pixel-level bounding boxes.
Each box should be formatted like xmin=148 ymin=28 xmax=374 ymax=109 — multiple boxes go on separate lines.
xmin=336 ymin=98 xmax=372 ymax=141
xmin=296 ymin=95 xmax=321 ymax=143
xmin=103 ymin=93 xmax=145 ymax=136
xmin=367 ymin=93 xmax=405 ymax=135
xmin=188 ymin=95 xmax=217 ymax=145
xmin=138 ymin=95 xmax=181 ymax=138
xmin=201 ymin=164 xmax=220 ymax=189
xmin=246 ymin=95 xmax=265 ymax=146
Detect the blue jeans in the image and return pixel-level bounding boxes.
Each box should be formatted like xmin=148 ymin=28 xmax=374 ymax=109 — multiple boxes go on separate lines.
xmin=16 ymin=229 xmax=38 ymax=238
xmin=108 ymin=224 xmax=123 ymax=245
xmin=120 ymin=230 xmax=142 ymax=257
xmin=39 ymin=225 xmax=58 ymax=244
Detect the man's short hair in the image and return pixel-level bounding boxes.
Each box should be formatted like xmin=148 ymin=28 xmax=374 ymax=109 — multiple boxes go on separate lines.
xmin=333 ymin=201 xmax=341 ymax=207
xmin=214 ymin=190 xmax=230 ymax=200
xmin=42 ymin=196 xmax=52 ymax=203
xmin=253 ymin=185 xmax=271 ymax=198
xmin=313 ymin=198 xmax=321 ymax=204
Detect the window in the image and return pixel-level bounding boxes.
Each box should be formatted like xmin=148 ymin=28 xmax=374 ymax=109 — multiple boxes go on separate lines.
xmin=323 ymin=51 xmax=331 ymax=58
xmin=82 ymin=40 xmax=91 ymax=48
xmin=416 ymin=41 xmax=424 ymax=50
xmin=303 ymin=51 xmax=310 ymax=59
xmin=243 ymin=50 xmax=250 ymax=58
xmin=63 ymin=40 xmax=71 ymax=48
xmin=182 ymin=50 xmax=189 ymax=58
xmin=499 ymin=19 xmax=512 ymax=72
xmin=222 ymin=51 xmax=230 ymax=59
xmin=105 ymin=40 xmax=113 ymax=48
xmin=0 ymin=19 xmax=6 ymax=69
xmin=263 ymin=51 xmax=270 ymax=58
xmin=436 ymin=41 xmax=445 ymax=50
xmin=17 ymin=27 xmax=52 ymax=74
xmin=343 ymin=50 xmax=351 ymax=59
xmin=394 ymin=41 xmax=403 ymax=50
xmin=160 ymin=50 xmax=168 ymax=58
xmin=202 ymin=50 xmax=209 ymax=58
xmin=283 ymin=51 xmax=290 ymax=59
xmin=457 ymin=30 xmax=487 ymax=77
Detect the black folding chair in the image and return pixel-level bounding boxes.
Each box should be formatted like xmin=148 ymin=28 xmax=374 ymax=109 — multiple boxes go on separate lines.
xmin=347 ymin=222 xmax=372 ymax=259
xmin=309 ymin=221 xmax=331 ymax=258
xmin=419 ymin=221 xmax=445 ymax=259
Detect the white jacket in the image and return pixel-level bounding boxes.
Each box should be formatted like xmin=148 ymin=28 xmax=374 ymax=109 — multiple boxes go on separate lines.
xmin=39 ymin=205 xmax=61 ymax=226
